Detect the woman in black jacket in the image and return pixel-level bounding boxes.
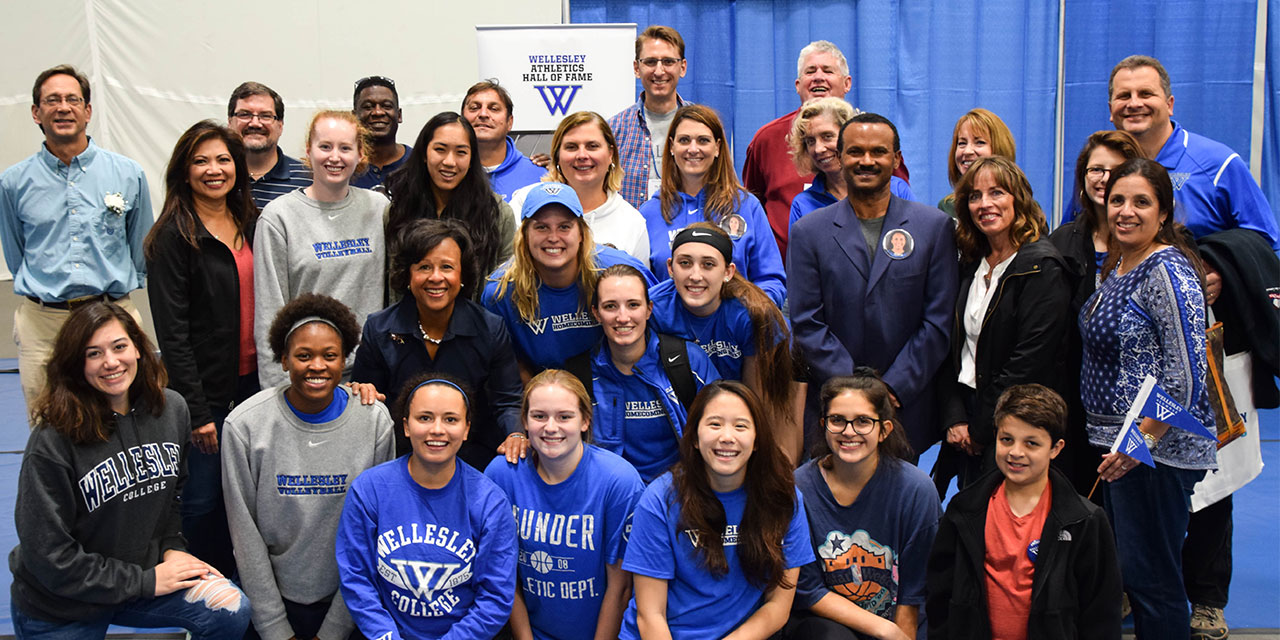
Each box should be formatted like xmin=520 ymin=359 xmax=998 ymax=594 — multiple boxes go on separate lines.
xmin=1047 ymin=130 xmax=1143 ymax=494
xmin=933 ymin=156 xmax=1072 ymax=493
xmin=144 ymin=120 xmax=260 ymax=577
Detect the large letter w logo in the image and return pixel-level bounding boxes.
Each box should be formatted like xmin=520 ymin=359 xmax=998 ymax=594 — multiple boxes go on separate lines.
xmin=535 ymin=85 xmax=582 ymax=116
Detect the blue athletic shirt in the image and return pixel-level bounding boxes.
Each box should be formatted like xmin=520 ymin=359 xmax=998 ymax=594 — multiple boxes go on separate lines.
xmin=648 ymin=279 xmax=757 ymax=381
xmin=482 ymin=245 xmax=657 ymax=371
xmin=590 ymin=331 xmax=720 ymax=482
xmin=619 ymin=473 xmax=814 ymax=640
xmin=284 ymin=386 xmax=349 ymax=423
xmin=484 ymin=446 xmax=646 ymax=640
xmin=639 ymin=189 xmax=787 ymax=307
xmin=335 ymin=458 xmax=516 ymax=640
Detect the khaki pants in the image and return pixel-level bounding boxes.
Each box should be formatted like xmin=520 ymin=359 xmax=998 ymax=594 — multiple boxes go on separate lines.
xmin=14 ymin=295 xmax=141 ymax=422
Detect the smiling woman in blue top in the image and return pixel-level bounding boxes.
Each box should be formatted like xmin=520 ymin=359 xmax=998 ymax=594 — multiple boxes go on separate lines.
xmin=649 ymin=224 xmax=802 ymax=461
xmin=483 ymin=182 xmax=654 ymax=381
xmin=640 ymin=105 xmax=787 ymax=307
xmin=578 ymin=264 xmax=719 ymax=482
xmin=621 ymin=380 xmax=814 ymax=639
xmin=485 ymin=370 xmax=646 ymax=640
xmin=336 ymin=374 xmax=517 ymax=640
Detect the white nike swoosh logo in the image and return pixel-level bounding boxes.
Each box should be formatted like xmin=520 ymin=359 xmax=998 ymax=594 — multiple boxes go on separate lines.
xmin=667 ymin=355 xmax=680 ymax=363
xmin=327 ymin=213 xmax=340 ymax=220
xmin=308 ymin=440 xmax=327 ymax=447
xmin=691 ymin=231 xmax=711 ymax=237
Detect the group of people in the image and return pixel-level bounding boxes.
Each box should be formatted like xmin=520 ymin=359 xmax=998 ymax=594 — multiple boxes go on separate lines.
xmin=0 ymin=22 xmax=1276 ymax=640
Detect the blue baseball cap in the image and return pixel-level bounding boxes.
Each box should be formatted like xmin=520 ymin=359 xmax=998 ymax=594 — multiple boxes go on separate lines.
xmin=520 ymin=182 xmax=584 ymax=220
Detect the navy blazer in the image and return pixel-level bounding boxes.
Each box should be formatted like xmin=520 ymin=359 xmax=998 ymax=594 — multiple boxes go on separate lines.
xmin=787 ymin=195 xmax=959 ymax=454
xmin=352 ymin=296 xmax=522 ymax=467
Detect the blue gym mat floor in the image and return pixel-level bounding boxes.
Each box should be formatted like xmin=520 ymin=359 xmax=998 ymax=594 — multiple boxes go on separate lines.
xmin=0 ymin=359 xmax=1274 ymax=636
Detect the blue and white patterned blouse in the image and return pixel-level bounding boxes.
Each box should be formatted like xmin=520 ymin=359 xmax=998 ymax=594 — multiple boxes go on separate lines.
xmin=1079 ymin=246 xmax=1215 ymax=469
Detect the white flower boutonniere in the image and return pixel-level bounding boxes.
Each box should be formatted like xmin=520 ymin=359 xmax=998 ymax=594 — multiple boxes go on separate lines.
xmin=103 ymin=192 xmax=126 ymax=216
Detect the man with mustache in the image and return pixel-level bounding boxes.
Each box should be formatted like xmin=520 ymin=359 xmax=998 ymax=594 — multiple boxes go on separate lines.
xmin=787 ymin=112 xmax=956 ymax=459
xmin=1 ymin=65 xmax=153 ymax=412
xmin=1107 ymin=54 xmax=1277 ymax=640
xmin=608 ymin=25 xmax=690 ymax=209
xmin=462 ymin=80 xmax=544 ymax=202
xmin=227 ymin=81 xmax=310 ymax=209
xmin=352 ymin=76 xmax=410 ymax=191
xmin=743 ymin=41 xmax=911 ymax=259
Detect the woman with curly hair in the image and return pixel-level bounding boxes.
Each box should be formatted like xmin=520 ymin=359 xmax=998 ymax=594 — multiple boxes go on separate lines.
xmin=10 ymin=302 xmax=251 ymax=639
xmin=640 ymin=105 xmax=786 ymax=306
xmin=223 ymin=293 xmax=395 ymax=640
xmin=787 ymin=97 xmax=915 ymax=229
xmin=621 ymin=380 xmax=813 ymax=639
xmin=254 ymin=110 xmax=387 ymax=387
xmin=383 ymin=111 xmax=515 ymax=282
xmin=935 ymin=156 xmax=1072 ymax=492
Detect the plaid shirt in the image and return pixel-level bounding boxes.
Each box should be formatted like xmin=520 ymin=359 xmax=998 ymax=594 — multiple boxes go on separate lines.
xmin=608 ymin=92 xmax=689 ymax=209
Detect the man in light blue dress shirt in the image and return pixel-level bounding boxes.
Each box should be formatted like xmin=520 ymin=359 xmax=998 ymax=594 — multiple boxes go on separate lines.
xmin=0 ymin=64 xmax=152 ymax=413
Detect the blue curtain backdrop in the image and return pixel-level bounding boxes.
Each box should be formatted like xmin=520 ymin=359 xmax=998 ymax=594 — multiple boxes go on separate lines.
xmin=1062 ymin=0 xmax=1266 ymax=220
xmin=571 ymin=0 xmax=1277 ymax=226
xmin=570 ymin=0 xmax=1059 ymax=211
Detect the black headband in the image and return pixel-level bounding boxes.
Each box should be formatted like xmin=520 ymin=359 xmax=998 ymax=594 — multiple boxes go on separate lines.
xmin=670 ymin=227 xmax=734 ymax=265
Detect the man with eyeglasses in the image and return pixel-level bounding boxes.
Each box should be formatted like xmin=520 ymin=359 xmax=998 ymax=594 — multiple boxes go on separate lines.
xmin=226 ymin=81 xmax=310 ymax=209
xmin=743 ymin=41 xmax=912 ymax=260
xmin=608 ymin=25 xmax=690 ymax=209
xmin=788 ymin=113 xmax=957 ymax=458
xmin=352 ymin=76 xmax=410 ymax=191
xmin=0 ymin=64 xmax=153 ymax=413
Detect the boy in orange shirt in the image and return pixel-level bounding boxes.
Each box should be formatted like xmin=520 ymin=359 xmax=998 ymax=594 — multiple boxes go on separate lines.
xmin=927 ymin=384 xmax=1122 ymax=639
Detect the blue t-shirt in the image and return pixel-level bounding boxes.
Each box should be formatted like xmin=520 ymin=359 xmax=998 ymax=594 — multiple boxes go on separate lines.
xmin=639 ymin=188 xmax=787 ymax=307
xmin=335 ymin=458 xmax=517 ymax=640
xmin=484 ymin=446 xmax=645 ymax=640
xmin=792 ymin=458 xmax=940 ymax=626
xmin=284 ymin=386 xmax=349 ymax=423
xmin=648 ymin=279 xmax=757 ymax=381
xmin=619 ymin=473 xmax=814 ymax=640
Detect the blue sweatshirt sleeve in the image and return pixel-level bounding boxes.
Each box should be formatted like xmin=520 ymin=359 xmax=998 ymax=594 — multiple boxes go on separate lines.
xmin=739 ymin=193 xmax=787 ymax=307
xmin=335 ymin=477 xmax=403 ymax=640
xmin=441 ymin=483 xmax=517 ymax=640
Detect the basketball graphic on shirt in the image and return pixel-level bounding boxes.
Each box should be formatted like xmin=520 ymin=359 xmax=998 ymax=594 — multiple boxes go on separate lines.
xmin=817 ymin=529 xmax=897 ymax=616
xmin=529 ymin=550 xmax=554 ymax=574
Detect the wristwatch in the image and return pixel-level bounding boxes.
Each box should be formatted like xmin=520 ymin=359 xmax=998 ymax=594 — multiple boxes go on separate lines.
xmin=1141 ymin=431 xmax=1159 ymax=450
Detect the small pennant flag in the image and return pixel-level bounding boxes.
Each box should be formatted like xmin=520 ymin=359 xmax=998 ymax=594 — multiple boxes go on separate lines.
xmin=1112 ymin=416 xmax=1155 ymax=467
xmin=1136 ymin=375 xmax=1217 ymax=440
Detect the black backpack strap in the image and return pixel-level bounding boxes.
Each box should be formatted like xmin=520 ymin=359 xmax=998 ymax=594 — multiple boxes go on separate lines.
xmin=657 ymin=333 xmax=698 ymax=409
xmin=562 ymin=348 xmax=595 ymax=402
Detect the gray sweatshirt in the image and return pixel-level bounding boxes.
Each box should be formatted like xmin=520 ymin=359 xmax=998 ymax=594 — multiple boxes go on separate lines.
xmin=221 ymin=386 xmax=395 ymax=640
xmin=254 ymin=187 xmax=388 ymax=388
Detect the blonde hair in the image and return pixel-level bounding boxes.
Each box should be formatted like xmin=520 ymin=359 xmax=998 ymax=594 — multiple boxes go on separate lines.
xmin=788 ymin=97 xmax=858 ymax=176
xmin=491 ymin=215 xmax=599 ymax=323
xmin=522 ymin=369 xmax=594 ymax=440
xmin=545 ymin=111 xmax=623 ymax=195
xmin=302 ymin=110 xmax=372 ymax=175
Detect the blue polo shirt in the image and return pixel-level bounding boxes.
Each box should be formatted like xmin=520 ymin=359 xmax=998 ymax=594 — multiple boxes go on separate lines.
xmin=352 ymin=144 xmax=412 ymax=190
xmin=1154 ymin=120 xmax=1278 ymax=250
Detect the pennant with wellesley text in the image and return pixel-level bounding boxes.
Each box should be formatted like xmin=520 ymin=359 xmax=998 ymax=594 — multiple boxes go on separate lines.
xmin=1137 ymin=375 xmax=1217 ymax=440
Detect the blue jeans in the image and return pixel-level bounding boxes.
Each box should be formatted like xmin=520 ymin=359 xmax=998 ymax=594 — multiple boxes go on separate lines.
xmin=1103 ymin=459 xmax=1204 ymax=639
xmin=11 ymin=580 xmax=252 ymax=640
xmin=182 ymin=373 xmax=259 ymax=577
